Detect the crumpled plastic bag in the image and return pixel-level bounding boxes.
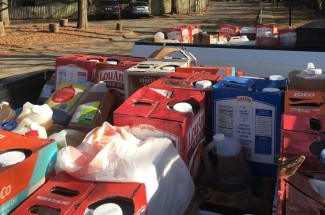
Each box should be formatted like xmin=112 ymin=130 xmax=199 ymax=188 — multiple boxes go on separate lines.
xmin=55 ymin=122 xmax=195 ymax=215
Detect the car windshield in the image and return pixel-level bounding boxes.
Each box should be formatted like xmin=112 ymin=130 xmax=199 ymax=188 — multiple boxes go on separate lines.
xmin=133 ymin=1 xmax=147 ymax=6
xmin=102 ymin=1 xmax=118 ymax=6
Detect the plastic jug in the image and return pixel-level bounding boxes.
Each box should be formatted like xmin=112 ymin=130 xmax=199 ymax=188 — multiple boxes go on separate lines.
xmin=288 ymin=62 xmax=325 ymax=91
xmin=49 ymin=129 xmax=87 ymax=149
xmin=13 ymin=118 xmax=48 ymax=139
xmin=202 ymin=133 xmax=252 ymax=193
xmin=68 ymin=81 xmax=113 ymax=133
xmin=16 ymin=102 xmax=53 ymax=130
xmin=0 ymin=101 xmax=16 ymax=124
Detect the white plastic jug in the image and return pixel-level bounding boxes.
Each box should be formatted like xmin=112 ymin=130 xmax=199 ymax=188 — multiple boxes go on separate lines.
xmin=17 ymin=102 xmax=53 ymax=130
xmin=13 ymin=118 xmax=48 ymax=139
xmin=0 ymin=101 xmax=16 ymax=124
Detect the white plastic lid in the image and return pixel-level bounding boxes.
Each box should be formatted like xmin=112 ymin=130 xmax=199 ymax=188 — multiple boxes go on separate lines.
xmin=93 ymin=203 xmax=123 ymax=215
xmin=262 ymin=88 xmax=280 ymax=92
xmin=30 ymin=122 xmax=40 ymax=130
xmin=154 ymin=32 xmax=165 ymax=40
xmin=1 ymin=101 xmax=9 ymax=105
xmin=173 ymin=102 xmax=193 ymax=113
xmin=195 ymin=80 xmax=212 ymax=89
xmin=32 ymin=105 xmax=41 ymax=113
xmin=106 ymin=60 xmax=118 ymax=65
xmin=213 ymin=133 xmax=225 ymax=142
xmin=162 ymin=66 xmax=176 ymax=71
xmin=307 ymin=62 xmax=315 ymax=69
xmin=88 ymin=59 xmax=100 ymax=62
xmin=0 ymin=151 xmax=26 ymax=167
xmin=269 ymin=75 xmax=285 ymax=81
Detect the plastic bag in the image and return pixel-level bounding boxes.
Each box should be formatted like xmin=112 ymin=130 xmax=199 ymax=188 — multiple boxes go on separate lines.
xmin=55 ymin=121 xmax=195 ymax=215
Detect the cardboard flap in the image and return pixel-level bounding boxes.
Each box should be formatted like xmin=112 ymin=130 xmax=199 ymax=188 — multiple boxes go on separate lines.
xmin=278 ymin=155 xmax=306 ymax=179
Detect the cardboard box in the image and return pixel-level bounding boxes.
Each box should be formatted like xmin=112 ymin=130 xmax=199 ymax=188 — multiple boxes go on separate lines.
xmin=94 ymin=56 xmax=145 ymax=110
xmin=256 ymin=23 xmax=278 ymax=37
xmin=212 ymin=76 xmax=287 ymax=176
xmin=46 ymin=83 xmax=87 ymax=126
xmin=176 ymin=66 xmax=236 ymax=78
xmin=276 ymin=172 xmax=325 ymax=215
xmin=124 ymin=60 xmax=188 ymax=98
xmin=113 ymin=86 xmax=206 ymax=178
xmin=149 ymin=72 xmax=221 ymax=143
xmin=219 ymin=24 xmax=240 ymax=38
xmin=193 ymin=32 xmax=219 ymax=45
xmin=165 ymin=26 xmax=190 ymax=43
xmin=0 ymin=130 xmax=57 ymax=215
xmin=55 ymin=54 xmax=109 ymax=89
xmin=11 ymin=172 xmax=147 ymax=215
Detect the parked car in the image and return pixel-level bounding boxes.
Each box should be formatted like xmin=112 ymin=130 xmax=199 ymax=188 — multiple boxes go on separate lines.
xmin=122 ymin=1 xmax=150 ymax=19
xmin=96 ymin=0 xmax=121 ymax=20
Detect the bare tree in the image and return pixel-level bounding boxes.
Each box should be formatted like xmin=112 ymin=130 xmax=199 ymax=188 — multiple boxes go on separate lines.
xmin=77 ymin=0 xmax=88 ymax=29
xmin=0 ymin=0 xmax=10 ymax=26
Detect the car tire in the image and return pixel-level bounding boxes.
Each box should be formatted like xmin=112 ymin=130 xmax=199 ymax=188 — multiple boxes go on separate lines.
xmin=146 ymin=15 xmax=150 ymax=19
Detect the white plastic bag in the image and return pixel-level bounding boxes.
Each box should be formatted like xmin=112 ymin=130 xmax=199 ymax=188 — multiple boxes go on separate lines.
xmin=55 ymin=122 xmax=195 ymax=215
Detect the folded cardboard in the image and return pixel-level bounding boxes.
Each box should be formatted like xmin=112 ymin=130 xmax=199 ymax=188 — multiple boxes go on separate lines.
xmin=11 ymin=172 xmax=147 ymax=215
xmin=193 ymin=32 xmax=219 ymax=45
xmin=212 ymin=76 xmax=287 ymax=176
xmin=114 ymin=86 xmax=206 ymax=178
xmin=0 ymin=130 xmax=57 ymax=215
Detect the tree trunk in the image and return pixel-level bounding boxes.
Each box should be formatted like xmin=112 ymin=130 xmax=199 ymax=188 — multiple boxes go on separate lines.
xmin=0 ymin=21 xmax=5 ymax=36
xmin=0 ymin=0 xmax=10 ymax=26
xmin=171 ymin=0 xmax=179 ymax=14
xmin=77 ymin=0 xmax=88 ymax=30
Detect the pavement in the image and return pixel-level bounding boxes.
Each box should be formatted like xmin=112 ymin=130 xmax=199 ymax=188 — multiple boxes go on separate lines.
xmin=0 ymin=1 xmax=282 ymax=79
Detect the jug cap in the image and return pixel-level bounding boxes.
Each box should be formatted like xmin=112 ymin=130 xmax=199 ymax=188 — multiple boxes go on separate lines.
xmin=93 ymin=203 xmax=123 ymax=215
xmin=195 ymin=80 xmax=212 ymax=89
xmin=106 ymin=60 xmax=118 ymax=65
xmin=0 ymin=151 xmax=26 ymax=167
xmin=32 ymin=105 xmax=41 ymax=113
xmin=162 ymin=66 xmax=176 ymax=71
xmin=30 ymin=122 xmax=40 ymax=130
xmin=173 ymin=102 xmax=193 ymax=114
xmin=269 ymin=75 xmax=285 ymax=81
xmin=213 ymin=133 xmax=225 ymax=142
xmin=307 ymin=62 xmax=315 ymax=69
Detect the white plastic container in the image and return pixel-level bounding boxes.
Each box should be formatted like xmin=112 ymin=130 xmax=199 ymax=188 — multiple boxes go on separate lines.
xmin=49 ymin=129 xmax=86 ymax=149
xmin=0 ymin=151 xmax=26 ymax=167
xmin=173 ymin=102 xmax=194 ymax=114
xmin=16 ymin=102 xmax=53 ymax=130
xmin=0 ymin=101 xmax=16 ymax=124
xmin=13 ymin=118 xmax=48 ymax=139
xmin=203 ymin=133 xmax=252 ymax=193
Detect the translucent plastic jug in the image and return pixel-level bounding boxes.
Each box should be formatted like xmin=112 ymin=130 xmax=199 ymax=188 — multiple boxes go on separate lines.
xmin=13 ymin=118 xmax=48 ymax=139
xmin=49 ymin=129 xmax=87 ymax=149
xmin=16 ymin=102 xmax=53 ymax=130
xmin=0 ymin=101 xmax=16 ymax=124
xmin=203 ymin=133 xmax=252 ymax=193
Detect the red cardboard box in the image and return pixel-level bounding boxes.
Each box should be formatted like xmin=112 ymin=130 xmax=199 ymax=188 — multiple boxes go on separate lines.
xmin=113 ymin=86 xmax=206 ymax=178
xmin=55 ymin=54 xmax=109 ymax=89
xmin=94 ymin=56 xmax=145 ymax=110
xmin=219 ymin=24 xmax=240 ymax=39
xmin=149 ymin=72 xmax=221 ymax=143
xmin=165 ymin=26 xmax=190 ymax=43
xmin=176 ymin=66 xmax=236 ymax=77
xmin=0 ymin=130 xmax=57 ymax=214
xmin=276 ymin=172 xmax=325 ymax=215
xmin=12 ymin=172 xmax=147 ymax=215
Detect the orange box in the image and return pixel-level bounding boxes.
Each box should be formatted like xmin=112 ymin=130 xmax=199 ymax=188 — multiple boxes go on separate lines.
xmin=176 ymin=66 xmax=236 ymax=77
xmin=0 ymin=130 xmax=57 ymax=214
xmin=11 ymin=172 xmax=147 ymax=215
xmin=256 ymin=23 xmax=278 ymax=37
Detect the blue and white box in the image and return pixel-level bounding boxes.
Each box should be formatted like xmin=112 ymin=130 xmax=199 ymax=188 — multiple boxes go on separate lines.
xmin=212 ymin=76 xmax=286 ymax=176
